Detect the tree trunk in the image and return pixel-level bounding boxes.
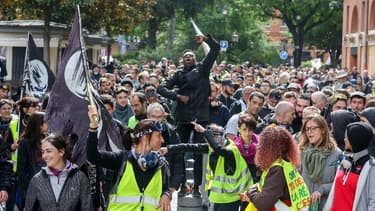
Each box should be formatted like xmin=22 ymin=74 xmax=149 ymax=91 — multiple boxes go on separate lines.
xmin=167 ymin=10 xmax=176 ymax=57
xmin=148 ymin=18 xmax=158 ymax=49
xmin=293 ymin=26 xmax=304 ymax=67
xmin=43 ymin=6 xmax=51 ymax=66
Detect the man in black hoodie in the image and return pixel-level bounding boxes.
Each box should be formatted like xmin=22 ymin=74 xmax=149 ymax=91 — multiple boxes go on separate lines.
xmin=157 ymin=34 xmax=220 ymax=196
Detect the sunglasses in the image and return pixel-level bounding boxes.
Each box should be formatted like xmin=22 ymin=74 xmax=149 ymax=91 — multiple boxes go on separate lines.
xmin=115 ymin=87 xmax=129 ymax=95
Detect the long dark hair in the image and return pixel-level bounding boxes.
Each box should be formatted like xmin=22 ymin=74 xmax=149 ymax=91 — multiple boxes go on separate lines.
xmin=21 ymin=112 xmax=46 ymax=148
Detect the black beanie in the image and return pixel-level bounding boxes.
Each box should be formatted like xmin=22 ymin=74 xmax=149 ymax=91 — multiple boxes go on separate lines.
xmin=346 ymin=122 xmax=373 ymax=153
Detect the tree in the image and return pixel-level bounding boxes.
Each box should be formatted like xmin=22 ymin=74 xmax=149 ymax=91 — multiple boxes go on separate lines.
xmin=15 ymin=0 xmax=94 ymax=66
xmin=250 ymin=0 xmax=342 ymax=67
xmin=83 ymin=0 xmax=156 ymax=63
xmin=0 ymin=0 xmax=17 ymax=20
xmin=145 ymin=0 xmax=216 ymax=50
xmin=304 ymin=9 xmax=342 ymax=65
xmin=125 ymin=0 xmax=277 ymax=65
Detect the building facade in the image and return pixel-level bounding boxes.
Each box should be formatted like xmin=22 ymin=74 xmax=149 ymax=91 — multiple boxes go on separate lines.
xmin=0 ymin=20 xmax=111 ymax=83
xmin=342 ymin=0 xmax=375 ymax=74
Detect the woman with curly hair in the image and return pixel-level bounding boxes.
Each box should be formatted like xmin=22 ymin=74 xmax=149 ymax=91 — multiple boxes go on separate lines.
xmin=299 ymin=115 xmax=340 ymax=210
xmin=246 ymin=126 xmax=310 ymax=211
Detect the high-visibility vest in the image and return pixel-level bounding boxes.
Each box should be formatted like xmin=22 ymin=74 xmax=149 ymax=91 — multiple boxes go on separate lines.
xmin=9 ymin=117 xmax=18 ymax=172
xmin=108 ymin=161 xmax=162 ymax=211
xmin=207 ymin=140 xmax=253 ymax=204
xmin=259 ymin=159 xmax=310 ymax=211
xmin=127 ymin=116 xmax=138 ymax=129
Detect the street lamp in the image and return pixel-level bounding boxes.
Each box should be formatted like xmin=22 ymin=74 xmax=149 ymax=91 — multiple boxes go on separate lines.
xmin=222 ymin=6 xmax=228 ymax=39
xmin=295 ymin=15 xmax=301 ymax=50
xmin=232 ymin=32 xmax=238 ymax=43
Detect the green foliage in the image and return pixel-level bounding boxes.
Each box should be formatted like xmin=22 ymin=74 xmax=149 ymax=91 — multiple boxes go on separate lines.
xmin=249 ymin=0 xmax=343 ymax=66
xmin=0 ymin=0 xmax=17 ymax=20
xmin=122 ymin=0 xmax=279 ymax=65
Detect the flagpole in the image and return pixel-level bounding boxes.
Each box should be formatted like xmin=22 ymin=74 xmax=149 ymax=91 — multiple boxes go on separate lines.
xmin=17 ymin=32 xmax=31 ymax=137
xmin=76 ymin=5 xmax=98 ymax=123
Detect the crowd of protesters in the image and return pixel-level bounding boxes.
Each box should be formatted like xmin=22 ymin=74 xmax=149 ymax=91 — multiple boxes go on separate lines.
xmin=0 ymin=34 xmax=374 ymax=211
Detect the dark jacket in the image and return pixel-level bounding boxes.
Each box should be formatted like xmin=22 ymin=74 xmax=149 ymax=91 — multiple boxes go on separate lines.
xmin=86 ymin=131 xmax=170 ymax=198
xmin=247 ymin=166 xmax=290 ymax=211
xmin=229 ymin=98 xmax=245 ymax=117
xmin=0 ymin=119 xmax=15 ymax=160
xmin=331 ymin=110 xmax=359 ymax=151
xmin=167 ymin=130 xmax=236 ymax=176
xmin=0 ymin=159 xmax=14 ymax=193
xmin=209 ymin=101 xmax=230 ymax=127
xmin=161 ymin=121 xmax=184 ymax=189
xmin=217 ymin=94 xmax=236 ymax=110
xmin=24 ymin=165 xmax=91 ymax=211
xmin=157 ymin=35 xmax=220 ymax=123
xmin=255 ymin=118 xmax=294 ymax=135
xmin=17 ymin=137 xmax=46 ymax=197
xmin=259 ymin=104 xmax=274 ymax=120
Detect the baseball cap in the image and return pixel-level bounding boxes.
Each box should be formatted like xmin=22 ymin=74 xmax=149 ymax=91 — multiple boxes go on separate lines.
xmin=221 ymin=79 xmax=234 ymax=87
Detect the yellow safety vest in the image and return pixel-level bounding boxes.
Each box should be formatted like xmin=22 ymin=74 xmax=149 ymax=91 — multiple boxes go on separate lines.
xmin=9 ymin=118 xmax=18 ymax=172
xmin=207 ymin=140 xmax=253 ymax=204
xmin=259 ymin=159 xmax=310 ymax=211
xmin=127 ymin=116 xmax=138 ymax=129
xmin=108 ymin=161 xmax=162 ymax=211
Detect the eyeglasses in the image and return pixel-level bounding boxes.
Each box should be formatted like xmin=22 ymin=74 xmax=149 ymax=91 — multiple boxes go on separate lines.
xmin=305 ymin=126 xmax=320 ymax=133
xmin=183 ymin=53 xmax=194 ymax=58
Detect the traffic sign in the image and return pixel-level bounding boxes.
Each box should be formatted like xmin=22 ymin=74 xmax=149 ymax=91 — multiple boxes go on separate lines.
xmin=220 ymin=40 xmax=228 ymax=51
xmin=279 ymin=50 xmax=288 ymax=60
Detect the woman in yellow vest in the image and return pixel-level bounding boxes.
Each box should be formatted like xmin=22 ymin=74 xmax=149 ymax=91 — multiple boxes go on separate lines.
xmin=87 ymin=105 xmax=171 ymax=211
xmin=246 ymin=126 xmax=310 ymax=211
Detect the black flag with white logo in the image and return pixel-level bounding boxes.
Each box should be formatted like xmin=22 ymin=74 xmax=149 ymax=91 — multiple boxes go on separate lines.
xmin=24 ymin=33 xmax=55 ymax=98
xmin=45 ymin=6 xmax=123 ymax=166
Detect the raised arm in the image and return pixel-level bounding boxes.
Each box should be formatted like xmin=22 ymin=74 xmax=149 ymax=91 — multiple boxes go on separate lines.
xmin=86 ymin=105 xmax=125 ymax=171
xmin=199 ymin=34 xmax=220 ymax=77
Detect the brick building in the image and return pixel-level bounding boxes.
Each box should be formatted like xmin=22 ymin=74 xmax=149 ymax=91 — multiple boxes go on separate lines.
xmin=342 ymin=0 xmax=375 ymax=74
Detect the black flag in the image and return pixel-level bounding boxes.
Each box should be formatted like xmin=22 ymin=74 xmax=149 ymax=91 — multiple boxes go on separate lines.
xmin=45 ymin=6 xmax=123 ymax=166
xmin=23 ymin=32 xmax=55 ymax=98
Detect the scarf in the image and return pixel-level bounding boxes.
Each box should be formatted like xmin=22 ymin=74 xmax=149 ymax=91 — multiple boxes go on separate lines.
xmin=303 ymin=144 xmax=331 ymax=183
xmin=113 ymin=103 xmax=132 ymax=124
xmin=233 ymin=134 xmax=258 ymax=165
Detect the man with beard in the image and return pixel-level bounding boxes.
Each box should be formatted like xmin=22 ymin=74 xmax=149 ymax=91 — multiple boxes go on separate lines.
xmin=255 ymin=101 xmax=296 ymax=134
xmin=128 ymin=92 xmax=147 ymax=129
xmin=157 ymin=34 xmax=220 ymax=196
xmin=291 ymin=94 xmax=312 ymax=133
xmin=209 ymin=82 xmax=230 ymax=127
xmin=217 ymin=79 xmax=236 ymax=109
